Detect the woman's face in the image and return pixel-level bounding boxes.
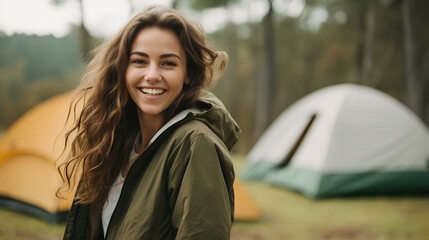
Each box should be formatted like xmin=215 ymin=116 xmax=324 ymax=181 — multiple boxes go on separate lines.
xmin=125 ymin=26 xmax=187 ymax=122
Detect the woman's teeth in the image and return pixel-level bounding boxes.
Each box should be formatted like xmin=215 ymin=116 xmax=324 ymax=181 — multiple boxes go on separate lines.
xmin=141 ymin=88 xmax=165 ymax=95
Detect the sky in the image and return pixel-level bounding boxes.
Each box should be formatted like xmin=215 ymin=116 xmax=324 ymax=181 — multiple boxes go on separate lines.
xmin=0 ymin=0 xmax=307 ymax=38
xmin=0 ymin=0 xmax=156 ymax=37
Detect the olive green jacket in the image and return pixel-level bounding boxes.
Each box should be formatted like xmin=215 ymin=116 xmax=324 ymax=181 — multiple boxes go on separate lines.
xmin=63 ymin=92 xmax=241 ymax=240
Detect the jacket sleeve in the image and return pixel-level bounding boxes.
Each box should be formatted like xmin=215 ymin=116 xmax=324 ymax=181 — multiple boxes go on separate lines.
xmin=168 ymin=132 xmax=235 ymax=240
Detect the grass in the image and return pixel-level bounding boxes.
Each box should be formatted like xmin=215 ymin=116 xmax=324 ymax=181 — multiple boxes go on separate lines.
xmin=232 ymin=180 xmax=429 ymax=239
xmin=1 ymin=155 xmax=429 ymax=240
xmin=232 ymin=156 xmax=429 ymax=240
xmin=0 ymin=209 xmax=63 ymax=240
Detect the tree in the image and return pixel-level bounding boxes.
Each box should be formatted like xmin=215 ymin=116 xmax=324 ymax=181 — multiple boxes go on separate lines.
xmin=254 ymin=0 xmax=276 ymax=138
xmin=402 ymin=0 xmax=424 ymax=120
xmin=51 ymin=0 xmax=94 ymax=61
xmin=356 ymin=0 xmax=376 ymax=85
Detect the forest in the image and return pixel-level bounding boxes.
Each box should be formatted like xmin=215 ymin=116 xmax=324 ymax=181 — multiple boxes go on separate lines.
xmin=0 ymin=0 xmax=428 ymax=153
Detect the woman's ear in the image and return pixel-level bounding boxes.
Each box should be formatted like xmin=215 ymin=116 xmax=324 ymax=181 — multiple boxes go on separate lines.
xmin=185 ymin=77 xmax=190 ymax=84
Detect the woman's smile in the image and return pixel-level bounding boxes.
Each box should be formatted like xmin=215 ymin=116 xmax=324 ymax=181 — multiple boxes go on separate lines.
xmin=139 ymin=87 xmax=167 ymax=96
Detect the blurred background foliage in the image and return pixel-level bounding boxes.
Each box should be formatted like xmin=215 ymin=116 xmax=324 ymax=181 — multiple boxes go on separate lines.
xmin=0 ymin=0 xmax=428 ymax=153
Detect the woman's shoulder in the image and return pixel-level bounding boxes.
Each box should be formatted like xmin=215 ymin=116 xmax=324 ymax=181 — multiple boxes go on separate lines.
xmin=162 ymin=91 xmax=240 ymax=150
xmin=172 ymin=119 xmax=219 ymax=143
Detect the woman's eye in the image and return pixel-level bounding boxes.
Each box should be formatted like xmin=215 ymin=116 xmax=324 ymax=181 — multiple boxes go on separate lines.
xmin=131 ymin=59 xmax=147 ymax=65
xmin=162 ymin=61 xmax=177 ymax=67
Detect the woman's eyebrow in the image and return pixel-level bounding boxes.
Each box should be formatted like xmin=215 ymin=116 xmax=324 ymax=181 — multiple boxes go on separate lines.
xmin=130 ymin=51 xmax=148 ymax=57
xmin=129 ymin=51 xmax=181 ymax=60
xmin=160 ymin=53 xmax=181 ymax=60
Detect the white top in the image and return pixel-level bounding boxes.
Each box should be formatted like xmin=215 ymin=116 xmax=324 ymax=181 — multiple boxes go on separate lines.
xmin=101 ymin=148 xmax=139 ymax=237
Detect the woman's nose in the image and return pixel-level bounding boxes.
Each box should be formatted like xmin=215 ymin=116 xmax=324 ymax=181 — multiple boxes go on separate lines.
xmin=144 ymin=64 xmax=161 ymax=82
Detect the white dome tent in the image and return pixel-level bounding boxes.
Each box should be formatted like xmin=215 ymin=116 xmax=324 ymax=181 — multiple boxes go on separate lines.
xmin=242 ymin=84 xmax=429 ymax=198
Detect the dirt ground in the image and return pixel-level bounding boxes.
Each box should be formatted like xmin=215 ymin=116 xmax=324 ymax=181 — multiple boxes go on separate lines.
xmin=1 ymin=155 xmax=429 ymax=240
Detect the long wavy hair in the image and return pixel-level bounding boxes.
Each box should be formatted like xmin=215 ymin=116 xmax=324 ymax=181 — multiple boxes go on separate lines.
xmin=57 ymin=5 xmax=228 ymax=205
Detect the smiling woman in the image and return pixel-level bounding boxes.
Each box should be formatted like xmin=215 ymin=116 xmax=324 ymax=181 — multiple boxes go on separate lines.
xmin=125 ymin=26 xmax=188 ymax=147
xmin=57 ymin=4 xmax=240 ymax=240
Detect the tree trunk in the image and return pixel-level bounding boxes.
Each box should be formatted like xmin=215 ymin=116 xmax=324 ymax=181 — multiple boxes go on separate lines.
xmin=79 ymin=0 xmax=92 ymax=62
xmin=422 ymin=51 xmax=429 ymax=125
xmin=171 ymin=0 xmax=179 ymax=9
xmin=403 ymin=0 xmax=423 ymax=118
xmin=357 ymin=1 xmax=376 ymax=85
xmin=255 ymin=0 xmax=276 ymax=138
xmin=128 ymin=0 xmax=135 ymax=16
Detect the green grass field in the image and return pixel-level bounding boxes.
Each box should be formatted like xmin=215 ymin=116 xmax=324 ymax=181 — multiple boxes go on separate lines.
xmin=1 ymin=155 xmax=429 ymax=240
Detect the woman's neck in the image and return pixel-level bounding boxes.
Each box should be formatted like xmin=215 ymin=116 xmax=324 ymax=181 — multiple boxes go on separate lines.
xmin=135 ymin=111 xmax=166 ymax=154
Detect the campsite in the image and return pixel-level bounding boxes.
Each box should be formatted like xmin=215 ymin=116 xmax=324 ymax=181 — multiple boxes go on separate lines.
xmin=1 ymin=0 xmax=429 ymax=239
xmin=0 ymin=84 xmax=428 ymax=239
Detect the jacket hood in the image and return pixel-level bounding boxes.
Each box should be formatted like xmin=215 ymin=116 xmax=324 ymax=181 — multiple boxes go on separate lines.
xmin=147 ymin=91 xmax=241 ymax=151
xmin=193 ymin=91 xmax=241 ymax=150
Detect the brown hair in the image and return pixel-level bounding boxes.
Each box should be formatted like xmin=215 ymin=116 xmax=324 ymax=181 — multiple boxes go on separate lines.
xmin=57 ymin=5 xmax=228 ymax=205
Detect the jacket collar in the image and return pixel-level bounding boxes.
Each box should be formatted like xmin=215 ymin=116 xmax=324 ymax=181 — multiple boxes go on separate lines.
xmin=147 ymin=91 xmax=241 ymax=151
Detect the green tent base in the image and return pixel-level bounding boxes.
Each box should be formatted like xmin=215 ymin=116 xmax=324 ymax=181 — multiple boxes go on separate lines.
xmin=316 ymin=171 xmax=429 ymax=198
xmin=0 ymin=196 xmax=69 ymax=223
xmin=242 ymin=162 xmax=429 ymax=199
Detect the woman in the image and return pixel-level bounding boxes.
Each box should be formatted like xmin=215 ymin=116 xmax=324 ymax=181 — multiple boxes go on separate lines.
xmin=59 ymin=5 xmax=240 ymax=240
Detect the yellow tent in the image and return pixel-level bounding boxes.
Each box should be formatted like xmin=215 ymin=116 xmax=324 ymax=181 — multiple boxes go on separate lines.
xmin=0 ymin=93 xmax=260 ymax=222
xmin=0 ymin=93 xmax=75 ymax=222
